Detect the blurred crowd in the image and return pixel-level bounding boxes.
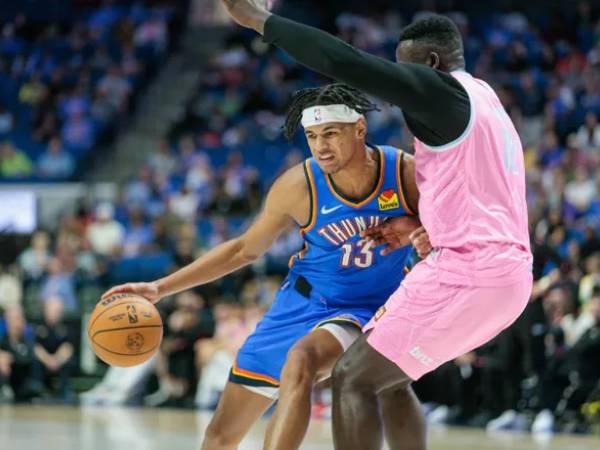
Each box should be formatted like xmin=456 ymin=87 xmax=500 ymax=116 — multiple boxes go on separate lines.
xmin=0 ymin=0 xmax=178 ymax=180
xmin=1 ymin=0 xmax=600 ymax=436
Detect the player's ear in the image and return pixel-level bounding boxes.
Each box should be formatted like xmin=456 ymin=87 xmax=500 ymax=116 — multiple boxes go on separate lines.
xmin=428 ymin=52 xmax=440 ymax=69
xmin=355 ymin=118 xmax=367 ymax=139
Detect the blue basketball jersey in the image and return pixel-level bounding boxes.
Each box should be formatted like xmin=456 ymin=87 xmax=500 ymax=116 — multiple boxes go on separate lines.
xmin=289 ymin=145 xmax=416 ymax=308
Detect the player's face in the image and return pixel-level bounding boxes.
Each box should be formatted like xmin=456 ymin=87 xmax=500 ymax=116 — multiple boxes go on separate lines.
xmin=304 ymin=121 xmax=364 ymax=174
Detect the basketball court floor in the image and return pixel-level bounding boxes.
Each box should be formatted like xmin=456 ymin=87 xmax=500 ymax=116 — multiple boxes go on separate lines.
xmin=2 ymin=404 xmax=598 ymax=450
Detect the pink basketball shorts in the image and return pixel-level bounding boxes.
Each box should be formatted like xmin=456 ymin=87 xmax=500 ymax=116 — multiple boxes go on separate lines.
xmin=364 ymin=261 xmax=533 ymax=381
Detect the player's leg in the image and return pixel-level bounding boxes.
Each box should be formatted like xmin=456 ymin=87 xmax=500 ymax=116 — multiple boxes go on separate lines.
xmin=379 ymin=384 xmax=426 ymax=450
xmin=204 ymin=276 xmax=313 ymax=450
xmin=201 ymin=381 xmax=273 ymax=450
xmin=331 ymin=331 xmax=425 ymax=450
xmin=263 ymin=326 xmax=352 ymax=450
xmin=332 ymin=267 xmax=533 ymax=450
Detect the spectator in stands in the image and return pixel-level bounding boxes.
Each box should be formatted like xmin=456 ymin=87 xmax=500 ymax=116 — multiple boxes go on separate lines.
xmin=173 ymin=236 xmax=196 ymax=270
xmin=18 ymin=72 xmax=47 ymax=107
xmin=580 ymin=253 xmax=600 ymax=299
xmin=37 ymin=137 xmax=75 ymax=179
xmin=0 ymin=265 xmax=22 ymax=312
xmin=244 ymin=168 xmax=263 ymax=213
xmin=87 ymin=202 xmax=125 ymax=257
xmin=0 ymin=307 xmax=38 ymax=402
xmin=121 ymin=44 xmax=142 ymax=79
xmin=222 ymin=151 xmax=248 ymax=202
xmin=40 ymin=259 xmax=77 ymax=312
xmin=150 ymin=217 xmax=173 ymax=253
xmin=580 ymin=229 xmax=600 ymax=262
xmin=538 ymin=131 xmax=564 ymax=169
xmin=122 ymin=207 xmax=153 ymax=257
xmin=575 ymin=111 xmax=600 ymax=153
xmin=185 ymin=153 xmax=214 ymax=205
xmin=0 ymin=141 xmax=32 ymax=178
xmin=33 ymin=111 xmax=59 ymax=143
xmin=135 ymin=13 xmax=168 ymax=53
xmin=145 ymin=291 xmax=212 ymax=407
xmin=32 ymin=298 xmax=74 ymax=400
xmin=97 ymin=65 xmax=132 ymax=112
xmin=177 ymin=135 xmax=198 ymax=171
xmin=148 ymin=139 xmax=177 ymax=178
xmin=205 ymin=217 xmax=230 ymax=248
xmin=61 ymin=111 xmax=94 ymax=155
xmin=169 ymin=185 xmax=199 ymax=223
xmin=59 ymin=84 xmax=91 ymax=119
xmin=91 ymin=89 xmax=117 ymax=127
xmin=0 ymin=104 xmax=14 ymax=137
xmin=88 ymin=0 xmax=125 ymax=29
xmin=560 ymin=291 xmax=596 ymax=348
xmin=17 ymin=231 xmax=51 ymax=281
xmin=532 ymin=287 xmax=600 ymax=433
xmin=124 ymin=166 xmax=152 ymax=206
xmin=565 ymin=166 xmax=597 ymax=214
xmin=195 ymin=301 xmax=253 ymax=409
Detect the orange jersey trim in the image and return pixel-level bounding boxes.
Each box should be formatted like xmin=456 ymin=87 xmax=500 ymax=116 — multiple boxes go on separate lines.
xmin=288 ymin=242 xmax=309 ymax=268
xmin=300 ymin=161 xmax=318 ymax=233
xmin=396 ymin=150 xmax=416 ymax=215
xmin=288 ymin=255 xmax=297 ymax=268
xmin=231 ymin=361 xmax=280 ymax=386
xmin=291 ymin=161 xmax=318 ymax=268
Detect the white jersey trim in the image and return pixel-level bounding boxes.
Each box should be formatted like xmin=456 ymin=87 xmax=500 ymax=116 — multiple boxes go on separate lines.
xmin=419 ymin=71 xmax=476 ymax=153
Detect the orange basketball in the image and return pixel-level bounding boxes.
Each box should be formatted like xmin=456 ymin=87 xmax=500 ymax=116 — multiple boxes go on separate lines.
xmin=88 ymin=293 xmax=163 ymax=367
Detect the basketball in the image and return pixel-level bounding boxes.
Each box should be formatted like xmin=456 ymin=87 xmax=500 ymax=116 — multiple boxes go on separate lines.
xmin=87 ymin=293 xmax=163 ymax=367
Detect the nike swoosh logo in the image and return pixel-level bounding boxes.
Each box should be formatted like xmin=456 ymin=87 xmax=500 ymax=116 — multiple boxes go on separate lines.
xmin=320 ymin=205 xmax=343 ymax=215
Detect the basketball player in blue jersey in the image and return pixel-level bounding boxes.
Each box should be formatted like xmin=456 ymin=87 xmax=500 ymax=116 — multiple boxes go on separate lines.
xmin=102 ymin=84 xmax=423 ymax=450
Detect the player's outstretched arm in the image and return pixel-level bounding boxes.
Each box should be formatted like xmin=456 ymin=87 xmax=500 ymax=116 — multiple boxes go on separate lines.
xmin=101 ymin=166 xmax=305 ymax=303
xmin=220 ymin=1 xmax=469 ymax=146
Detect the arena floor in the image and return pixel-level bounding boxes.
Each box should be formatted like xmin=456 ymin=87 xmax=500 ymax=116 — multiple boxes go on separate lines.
xmin=2 ymin=405 xmax=598 ymax=450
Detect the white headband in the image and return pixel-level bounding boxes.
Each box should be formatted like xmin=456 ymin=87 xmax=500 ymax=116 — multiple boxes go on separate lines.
xmin=301 ymin=104 xmax=363 ymax=128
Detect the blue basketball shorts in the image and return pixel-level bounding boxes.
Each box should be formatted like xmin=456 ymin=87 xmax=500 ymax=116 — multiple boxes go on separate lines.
xmin=229 ymin=274 xmax=381 ymax=399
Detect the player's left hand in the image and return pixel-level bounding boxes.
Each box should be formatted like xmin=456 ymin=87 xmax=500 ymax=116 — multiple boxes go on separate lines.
xmin=409 ymin=226 xmax=433 ymax=259
xmin=361 ymin=216 xmax=421 ymax=256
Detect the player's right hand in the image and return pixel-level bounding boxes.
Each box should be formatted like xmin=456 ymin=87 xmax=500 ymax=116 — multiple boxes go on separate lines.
xmin=101 ymin=281 xmax=161 ymax=304
xmin=361 ymin=216 xmax=421 ymax=255
xmin=221 ymin=0 xmax=272 ymax=33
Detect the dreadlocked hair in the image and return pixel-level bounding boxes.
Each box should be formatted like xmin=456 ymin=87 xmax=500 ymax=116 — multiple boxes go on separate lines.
xmin=284 ymin=83 xmax=379 ymax=141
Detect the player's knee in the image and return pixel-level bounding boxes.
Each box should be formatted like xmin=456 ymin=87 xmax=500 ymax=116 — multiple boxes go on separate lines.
xmin=281 ymin=347 xmax=318 ymax=388
xmin=203 ymin=420 xmax=240 ymax=449
xmin=332 ymin=353 xmax=364 ymax=391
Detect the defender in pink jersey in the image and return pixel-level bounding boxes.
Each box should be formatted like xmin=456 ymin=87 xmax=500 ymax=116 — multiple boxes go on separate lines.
xmin=345 ymin=19 xmax=531 ymax=450
xmin=221 ymin=3 xmax=533 ymax=450
xmin=363 ymin=68 xmax=533 ymax=381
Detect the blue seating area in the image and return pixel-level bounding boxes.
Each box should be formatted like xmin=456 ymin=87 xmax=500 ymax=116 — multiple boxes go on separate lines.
xmin=0 ymin=0 xmax=179 ymax=180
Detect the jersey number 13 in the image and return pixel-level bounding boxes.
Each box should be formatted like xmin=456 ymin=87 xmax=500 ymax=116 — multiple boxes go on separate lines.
xmin=340 ymin=240 xmax=375 ymax=269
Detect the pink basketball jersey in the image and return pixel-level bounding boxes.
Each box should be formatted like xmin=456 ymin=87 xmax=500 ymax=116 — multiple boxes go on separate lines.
xmin=413 ymin=71 xmax=532 ymax=286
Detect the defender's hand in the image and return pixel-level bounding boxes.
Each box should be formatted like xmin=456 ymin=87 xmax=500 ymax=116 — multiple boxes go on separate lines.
xmin=101 ymin=281 xmax=161 ymax=304
xmin=361 ymin=216 xmax=421 ymax=256
xmin=221 ymin=0 xmax=272 ymax=34
xmin=409 ymin=226 xmax=433 ymax=259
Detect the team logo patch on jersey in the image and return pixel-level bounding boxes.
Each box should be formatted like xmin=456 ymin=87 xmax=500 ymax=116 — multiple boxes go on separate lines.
xmin=377 ymin=189 xmax=400 ymax=211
